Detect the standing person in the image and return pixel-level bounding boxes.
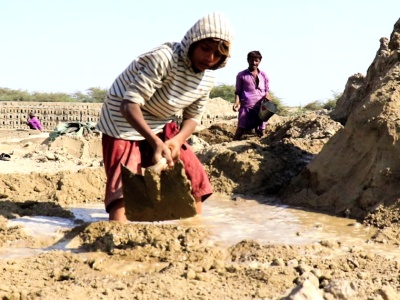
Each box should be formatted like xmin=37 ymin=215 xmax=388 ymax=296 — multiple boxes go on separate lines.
xmin=26 ymin=112 xmax=43 ymax=131
xmin=96 ymin=12 xmax=234 ymax=222
xmin=233 ymin=51 xmax=270 ymax=140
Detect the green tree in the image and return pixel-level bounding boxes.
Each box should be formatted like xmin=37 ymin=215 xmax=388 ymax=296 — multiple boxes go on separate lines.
xmin=30 ymin=92 xmax=76 ymax=102
xmin=323 ymin=90 xmax=341 ymax=110
xmin=210 ymin=84 xmax=235 ymax=103
xmin=0 ymin=87 xmax=109 ymax=102
xmin=323 ymin=99 xmax=337 ymax=110
xmin=85 ymin=87 xmax=107 ymax=103
xmin=72 ymin=87 xmax=107 ymax=102
xmin=0 ymin=88 xmax=31 ymax=101
xmin=72 ymin=91 xmax=91 ymax=102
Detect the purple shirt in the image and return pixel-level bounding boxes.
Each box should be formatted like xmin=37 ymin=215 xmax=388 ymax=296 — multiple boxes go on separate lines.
xmin=235 ymin=69 xmax=269 ymax=108
xmin=28 ymin=117 xmax=43 ymax=131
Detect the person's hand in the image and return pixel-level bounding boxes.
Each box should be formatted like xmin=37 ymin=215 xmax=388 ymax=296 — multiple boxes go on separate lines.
xmin=152 ymin=140 xmax=174 ymax=168
xmin=165 ymin=137 xmax=181 ymax=160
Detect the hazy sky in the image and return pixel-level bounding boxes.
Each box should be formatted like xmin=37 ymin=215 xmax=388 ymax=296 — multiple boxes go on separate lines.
xmin=1 ymin=0 xmax=399 ymax=106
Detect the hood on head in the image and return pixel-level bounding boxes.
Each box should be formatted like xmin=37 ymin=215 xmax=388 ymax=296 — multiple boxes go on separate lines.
xmin=181 ymin=12 xmax=234 ymax=70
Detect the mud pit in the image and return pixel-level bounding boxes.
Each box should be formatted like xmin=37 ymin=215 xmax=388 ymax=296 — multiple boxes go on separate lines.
xmin=0 ymin=18 xmax=400 ymax=299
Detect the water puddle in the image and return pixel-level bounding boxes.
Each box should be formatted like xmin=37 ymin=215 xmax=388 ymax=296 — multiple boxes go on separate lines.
xmin=3 ymin=194 xmax=399 ymax=259
xmin=190 ymin=196 xmax=373 ymax=246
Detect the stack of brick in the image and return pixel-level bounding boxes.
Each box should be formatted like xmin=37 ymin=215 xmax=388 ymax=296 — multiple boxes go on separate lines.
xmin=0 ymin=102 xmax=101 ymax=130
xmin=0 ymin=101 xmax=236 ymax=131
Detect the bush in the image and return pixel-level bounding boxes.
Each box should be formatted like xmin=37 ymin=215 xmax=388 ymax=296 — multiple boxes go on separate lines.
xmin=303 ymin=100 xmax=324 ymax=111
xmin=323 ymin=99 xmax=337 ymax=110
xmin=210 ymin=84 xmax=235 ymax=103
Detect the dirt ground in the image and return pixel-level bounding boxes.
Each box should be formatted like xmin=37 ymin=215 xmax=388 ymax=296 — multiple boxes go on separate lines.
xmin=0 ymin=18 xmax=399 ymax=300
xmin=0 ymin=106 xmax=398 ymax=300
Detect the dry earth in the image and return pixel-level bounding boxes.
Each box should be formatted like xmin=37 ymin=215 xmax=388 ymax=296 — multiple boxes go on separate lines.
xmin=0 ymin=110 xmax=398 ymax=300
xmin=0 ymin=18 xmax=400 ymax=300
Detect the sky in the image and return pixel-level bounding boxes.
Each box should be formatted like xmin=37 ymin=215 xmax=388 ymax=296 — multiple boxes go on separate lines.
xmin=1 ymin=0 xmax=399 ymax=107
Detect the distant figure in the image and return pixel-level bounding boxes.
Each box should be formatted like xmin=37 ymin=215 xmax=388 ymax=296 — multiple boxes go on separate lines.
xmin=233 ymin=51 xmax=271 ymax=140
xmin=26 ymin=112 xmax=43 ymax=131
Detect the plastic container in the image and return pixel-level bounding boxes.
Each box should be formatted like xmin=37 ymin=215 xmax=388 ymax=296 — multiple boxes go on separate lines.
xmin=259 ymin=99 xmax=279 ymax=121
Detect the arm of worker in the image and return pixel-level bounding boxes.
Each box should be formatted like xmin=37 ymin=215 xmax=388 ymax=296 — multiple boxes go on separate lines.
xmin=233 ymin=94 xmax=240 ymax=111
xmin=233 ymin=73 xmax=242 ymax=112
xmin=265 ymin=91 xmax=271 ymax=101
xmin=120 ymin=100 xmax=174 ymax=167
xmin=164 ymin=118 xmax=198 ymax=159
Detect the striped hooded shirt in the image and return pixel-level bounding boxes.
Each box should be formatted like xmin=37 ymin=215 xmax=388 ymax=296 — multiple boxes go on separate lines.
xmin=96 ymin=12 xmax=234 ymax=140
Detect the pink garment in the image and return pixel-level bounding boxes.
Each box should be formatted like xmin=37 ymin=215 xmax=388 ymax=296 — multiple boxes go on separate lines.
xmin=27 ymin=117 xmax=43 ymax=131
xmin=235 ymin=69 xmax=269 ymax=108
xmin=235 ymin=69 xmax=269 ymax=131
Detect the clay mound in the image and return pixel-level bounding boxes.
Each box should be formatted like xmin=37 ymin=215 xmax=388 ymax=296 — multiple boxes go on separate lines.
xmin=0 ymin=132 xmax=103 ymax=174
xmin=282 ymin=18 xmax=400 ymax=221
xmin=195 ymin=111 xmax=342 ymax=195
xmin=0 ymin=132 xmax=105 ymax=205
xmin=47 ymin=134 xmax=103 ymax=160
xmin=204 ymin=97 xmax=235 ymax=116
xmin=0 ymin=168 xmax=105 ymax=205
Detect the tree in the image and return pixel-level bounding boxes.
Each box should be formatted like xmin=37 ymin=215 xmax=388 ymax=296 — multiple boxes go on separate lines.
xmin=0 ymin=88 xmax=31 ymax=101
xmin=0 ymin=87 xmax=108 ymax=103
xmin=30 ymin=92 xmax=75 ymax=102
xmin=72 ymin=87 xmax=107 ymax=103
xmin=72 ymin=91 xmax=91 ymax=102
xmin=86 ymin=87 xmax=107 ymax=103
xmin=210 ymin=84 xmax=235 ymax=103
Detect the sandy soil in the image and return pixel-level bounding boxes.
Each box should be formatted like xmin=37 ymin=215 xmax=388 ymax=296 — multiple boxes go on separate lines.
xmin=0 ymin=104 xmax=399 ymax=300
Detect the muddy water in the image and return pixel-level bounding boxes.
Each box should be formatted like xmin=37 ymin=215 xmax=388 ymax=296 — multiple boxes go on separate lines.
xmin=4 ymin=194 xmax=396 ymax=259
xmin=188 ymin=195 xmax=373 ymax=246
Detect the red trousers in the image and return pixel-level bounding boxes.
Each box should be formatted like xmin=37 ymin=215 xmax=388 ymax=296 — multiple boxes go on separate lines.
xmin=102 ymin=122 xmax=213 ymax=212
